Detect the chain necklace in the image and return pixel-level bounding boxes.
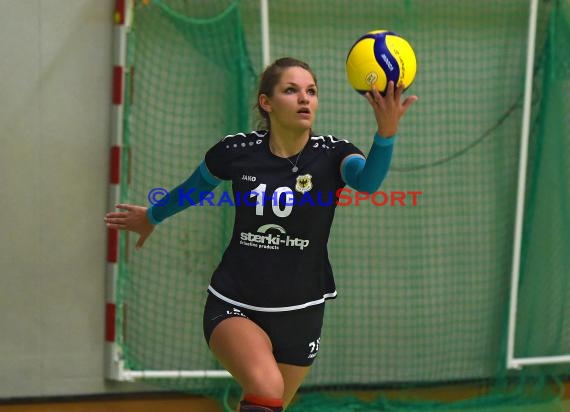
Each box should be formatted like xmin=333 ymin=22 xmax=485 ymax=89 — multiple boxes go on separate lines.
xmin=270 ymin=142 xmax=304 ymax=173
xmin=285 ymin=151 xmax=303 ymax=173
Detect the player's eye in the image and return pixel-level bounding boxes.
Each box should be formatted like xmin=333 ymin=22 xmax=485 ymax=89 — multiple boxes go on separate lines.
xmin=284 ymin=87 xmax=296 ymax=94
xmin=307 ymin=88 xmax=317 ymax=96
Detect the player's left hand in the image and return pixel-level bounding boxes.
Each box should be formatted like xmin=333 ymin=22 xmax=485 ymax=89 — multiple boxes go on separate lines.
xmin=365 ymin=81 xmax=417 ymax=138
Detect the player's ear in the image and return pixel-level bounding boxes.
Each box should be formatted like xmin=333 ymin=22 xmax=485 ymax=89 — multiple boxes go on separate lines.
xmin=259 ymin=94 xmax=272 ymax=113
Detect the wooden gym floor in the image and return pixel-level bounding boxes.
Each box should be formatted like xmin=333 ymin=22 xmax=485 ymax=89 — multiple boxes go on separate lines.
xmin=1 ymin=383 xmax=569 ymax=412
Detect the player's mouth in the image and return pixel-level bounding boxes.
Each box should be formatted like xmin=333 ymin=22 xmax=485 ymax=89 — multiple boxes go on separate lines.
xmin=297 ymin=107 xmax=311 ymax=118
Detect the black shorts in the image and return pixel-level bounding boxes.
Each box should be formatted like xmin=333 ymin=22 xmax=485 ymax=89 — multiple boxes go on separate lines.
xmin=203 ymin=293 xmax=325 ymax=367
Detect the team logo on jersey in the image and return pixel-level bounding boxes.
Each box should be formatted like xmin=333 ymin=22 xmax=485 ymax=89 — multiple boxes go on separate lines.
xmin=295 ymin=174 xmax=313 ymax=194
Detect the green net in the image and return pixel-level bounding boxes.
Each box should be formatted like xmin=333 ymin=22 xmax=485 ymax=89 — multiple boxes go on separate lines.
xmin=517 ymin=0 xmax=570 ymax=366
xmin=115 ymin=0 xmax=570 ymax=410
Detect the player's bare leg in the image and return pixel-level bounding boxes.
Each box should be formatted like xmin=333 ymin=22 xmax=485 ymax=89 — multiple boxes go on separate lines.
xmin=209 ymin=317 xmax=284 ymax=409
xmin=278 ymin=362 xmax=311 ymax=409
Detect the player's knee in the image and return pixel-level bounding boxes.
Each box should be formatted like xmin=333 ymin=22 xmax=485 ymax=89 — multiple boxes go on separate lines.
xmin=243 ymin=366 xmax=284 ymax=399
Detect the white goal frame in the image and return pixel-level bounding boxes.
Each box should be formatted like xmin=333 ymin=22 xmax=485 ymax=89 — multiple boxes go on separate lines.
xmin=506 ymin=0 xmax=570 ymax=370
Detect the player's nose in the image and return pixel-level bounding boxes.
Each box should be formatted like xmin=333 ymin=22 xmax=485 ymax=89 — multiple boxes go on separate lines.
xmin=298 ymin=91 xmax=309 ymax=103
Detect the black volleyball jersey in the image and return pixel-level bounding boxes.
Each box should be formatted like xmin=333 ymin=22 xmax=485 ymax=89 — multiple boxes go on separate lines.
xmin=204 ymin=130 xmax=364 ymax=311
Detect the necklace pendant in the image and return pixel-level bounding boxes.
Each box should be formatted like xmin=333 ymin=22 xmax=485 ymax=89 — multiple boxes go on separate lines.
xmin=291 ymin=166 xmax=299 ymax=173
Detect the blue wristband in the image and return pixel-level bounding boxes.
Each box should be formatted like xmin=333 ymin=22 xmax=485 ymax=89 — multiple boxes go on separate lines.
xmin=146 ymin=160 xmax=221 ymax=224
xmin=341 ymin=133 xmax=395 ymax=193
xmin=374 ymin=132 xmax=398 ymax=146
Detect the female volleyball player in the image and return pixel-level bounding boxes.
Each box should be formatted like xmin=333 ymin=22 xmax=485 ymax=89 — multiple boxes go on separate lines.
xmin=105 ymin=57 xmax=417 ymax=411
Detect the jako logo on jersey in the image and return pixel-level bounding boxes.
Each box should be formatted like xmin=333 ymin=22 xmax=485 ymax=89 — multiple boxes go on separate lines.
xmin=295 ymin=174 xmax=313 ymax=194
xmin=240 ymin=224 xmax=310 ymax=251
xmin=241 ymin=174 xmax=256 ymax=182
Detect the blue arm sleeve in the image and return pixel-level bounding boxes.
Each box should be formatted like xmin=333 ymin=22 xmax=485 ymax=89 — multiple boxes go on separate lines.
xmin=341 ymin=133 xmax=397 ymax=193
xmin=146 ymin=160 xmax=221 ymax=225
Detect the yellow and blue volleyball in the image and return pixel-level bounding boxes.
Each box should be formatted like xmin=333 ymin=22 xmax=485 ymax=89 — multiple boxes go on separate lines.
xmin=346 ymin=30 xmax=417 ymax=95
